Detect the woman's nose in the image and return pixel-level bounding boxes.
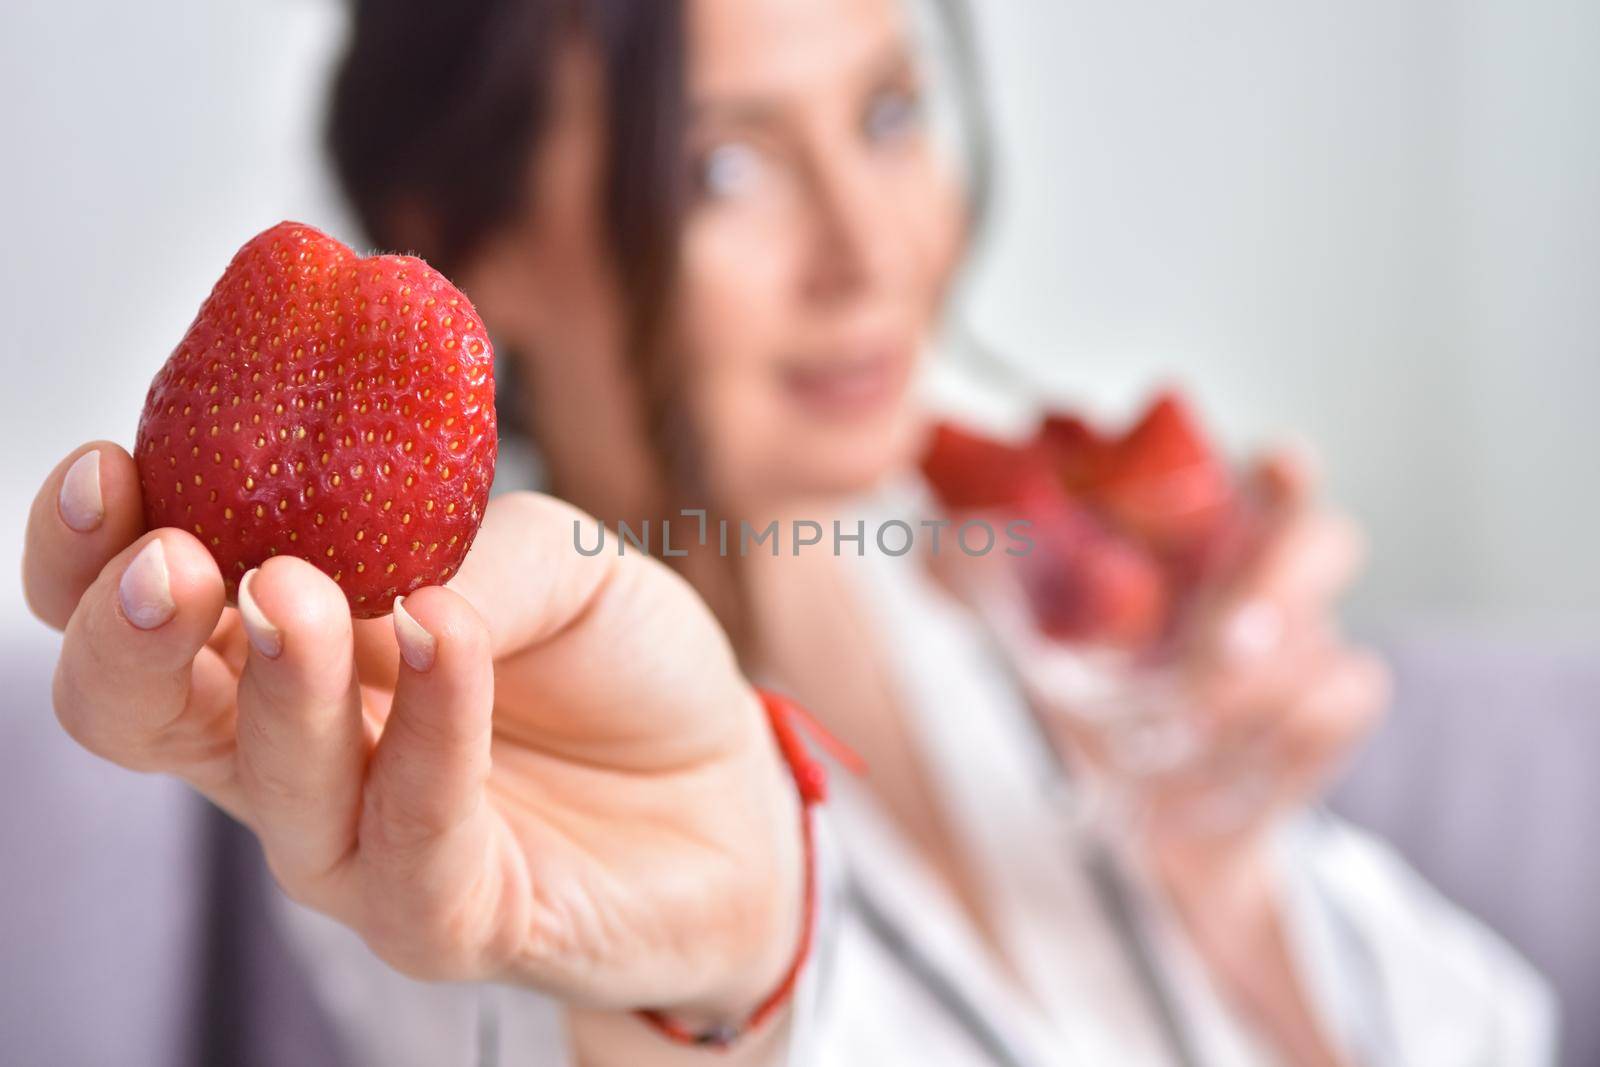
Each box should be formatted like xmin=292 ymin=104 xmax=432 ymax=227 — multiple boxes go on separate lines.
xmin=798 ymin=151 xmax=905 ymax=306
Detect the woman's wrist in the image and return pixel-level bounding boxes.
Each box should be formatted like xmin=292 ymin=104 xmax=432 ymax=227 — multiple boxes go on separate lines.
xmin=636 ymin=688 xmax=835 ymax=1048
xmin=666 ymin=740 xmax=806 ymax=1026
xmin=1151 ymin=829 xmax=1352 ymax=1067
xmin=1148 ymin=825 xmax=1279 ymax=931
xmin=567 ymin=1002 xmax=794 ymax=1067
xmin=568 ymin=687 xmax=842 ymax=1063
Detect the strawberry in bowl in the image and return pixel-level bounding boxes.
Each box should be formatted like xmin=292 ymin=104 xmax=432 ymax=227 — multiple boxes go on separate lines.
xmin=921 ymin=391 xmax=1260 ymax=778
xmin=923 ymin=390 xmax=1252 ymax=654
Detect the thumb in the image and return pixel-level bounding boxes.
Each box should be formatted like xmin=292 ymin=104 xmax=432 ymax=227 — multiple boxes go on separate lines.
xmin=445 ymin=491 xmax=751 ymax=771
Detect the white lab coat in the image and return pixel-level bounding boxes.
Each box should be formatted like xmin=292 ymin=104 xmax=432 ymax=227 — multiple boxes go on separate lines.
xmin=272 ymin=482 xmax=1556 ymax=1067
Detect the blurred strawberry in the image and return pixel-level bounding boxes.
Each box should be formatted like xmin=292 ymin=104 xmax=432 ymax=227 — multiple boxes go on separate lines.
xmin=922 ymin=391 xmax=1254 ymax=650
xmin=1086 ymin=392 xmax=1234 ymax=554
xmin=1015 ymin=494 xmax=1168 ymax=646
xmin=920 ymin=421 xmax=1059 ymax=510
xmin=1038 ymin=412 xmax=1112 ymax=493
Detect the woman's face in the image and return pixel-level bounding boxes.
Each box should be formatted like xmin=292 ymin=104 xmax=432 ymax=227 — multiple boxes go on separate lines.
xmin=478 ymin=0 xmax=965 ymax=514
xmin=680 ymin=0 xmax=965 ymax=509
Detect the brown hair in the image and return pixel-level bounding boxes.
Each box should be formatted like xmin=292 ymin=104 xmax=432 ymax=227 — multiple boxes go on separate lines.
xmin=328 ymin=0 xmax=687 ymax=446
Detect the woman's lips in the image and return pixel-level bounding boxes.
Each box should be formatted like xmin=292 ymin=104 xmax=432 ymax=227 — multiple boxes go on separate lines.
xmin=780 ymin=348 xmax=907 ymax=418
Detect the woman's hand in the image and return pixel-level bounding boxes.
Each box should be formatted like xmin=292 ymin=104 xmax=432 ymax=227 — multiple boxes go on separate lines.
xmin=1130 ymin=448 xmax=1388 ymax=860
xmin=23 ymin=442 xmax=803 ymax=1058
xmin=1027 ymin=448 xmax=1386 ymax=1067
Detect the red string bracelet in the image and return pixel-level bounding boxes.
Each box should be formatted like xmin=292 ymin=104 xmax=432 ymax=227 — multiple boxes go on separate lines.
xmin=635 ymin=688 xmax=863 ymax=1049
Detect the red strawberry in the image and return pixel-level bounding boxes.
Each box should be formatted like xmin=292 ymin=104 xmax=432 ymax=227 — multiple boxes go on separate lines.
xmin=1090 ymin=391 xmax=1234 ymax=552
xmin=1016 ymin=495 xmax=1169 ymax=646
xmin=920 ymin=422 xmax=1059 ymax=511
xmin=134 ymin=221 xmax=497 ymax=618
xmin=1038 ymin=412 xmax=1112 ymax=493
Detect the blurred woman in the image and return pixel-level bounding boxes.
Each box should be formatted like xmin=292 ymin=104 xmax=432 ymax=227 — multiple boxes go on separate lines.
xmin=22 ymin=0 xmax=1553 ymax=1064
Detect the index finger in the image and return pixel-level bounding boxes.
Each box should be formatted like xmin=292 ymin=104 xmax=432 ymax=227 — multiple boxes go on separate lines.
xmin=1248 ymin=443 xmax=1319 ymax=514
xmin=23 ymin=442 xmax=147 ymax=630
xmin=1186 ymin=445 xmax=1358 ymax=665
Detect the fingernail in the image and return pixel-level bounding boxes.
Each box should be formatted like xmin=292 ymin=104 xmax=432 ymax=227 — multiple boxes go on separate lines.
xmin=393 ymin=596 xmax=435 ymax=672
xmin=59 ymin=450 xmax=104 ymax=533
xmin=237 ymin=568 xmax=283 ymax=659
xmin=119 ymin=540 xmax=176 ymax=630
xmin=1222 ymin=601 xmax=1282 ymax=663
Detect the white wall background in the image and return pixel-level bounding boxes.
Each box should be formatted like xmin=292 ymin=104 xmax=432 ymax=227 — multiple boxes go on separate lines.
xmin=2 ymin=0 xmax=1596 ymax=639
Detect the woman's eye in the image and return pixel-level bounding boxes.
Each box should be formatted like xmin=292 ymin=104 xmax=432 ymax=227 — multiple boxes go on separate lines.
xmin=696 ymin=141 xmax=763 ymax=201
xmin=862 ymin=86 xmax=923 ymax=146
